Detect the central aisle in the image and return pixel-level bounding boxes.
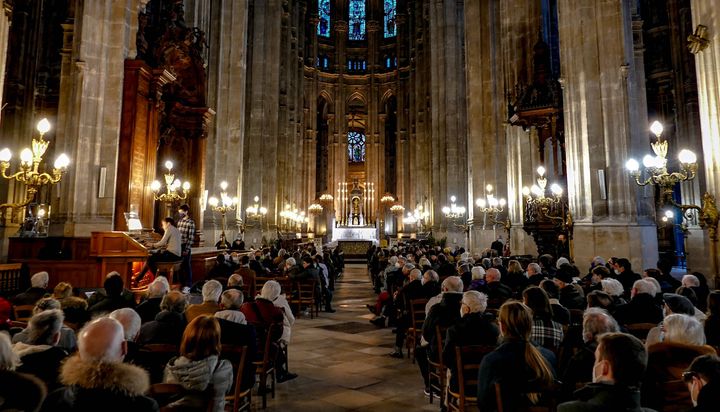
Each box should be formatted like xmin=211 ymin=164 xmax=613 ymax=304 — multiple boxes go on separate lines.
xmin=262 ymin=264 xmax=437 ymax=411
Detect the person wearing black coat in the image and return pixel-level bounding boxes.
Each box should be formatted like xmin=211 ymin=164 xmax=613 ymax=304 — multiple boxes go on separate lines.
xmin=88 ymin=274 xmax=135 ymax=315
xmin=390 ymin=269 xmax=425 ymax=358
xmin=612 ymin=280 xmax=663 ymax=326
xmin=554 ymin=267 xmax=586 ymax=310
xmin=135 ymin=296 xmax=163 ymax=324
xmin=683 ymin=354 xmax=720 ymax=412
xmin=443 ymin=291 xmax=499 ymax=391
xmin=136 ymin=291 xmax=187 ymax=346
xmin=613 ymin=258 xmax=641 ymax=300
xmin=479 ymin=269 xmax=512 ymax=308
xmin=216 ymin=318 xmax=257 ymax=391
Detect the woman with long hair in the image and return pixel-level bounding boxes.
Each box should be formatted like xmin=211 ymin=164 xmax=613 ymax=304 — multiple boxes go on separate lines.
xmin=477 ymin=301 xmax=556 ymax=411
xmin=523 ymin=286 xmax=564 ymax=352
xmin=164 ymin=315 xmax=233 ymax=412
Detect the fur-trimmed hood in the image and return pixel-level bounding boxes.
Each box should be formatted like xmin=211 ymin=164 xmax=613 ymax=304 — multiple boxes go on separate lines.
xmin=60 ymin=354 xmax=151 ymax=396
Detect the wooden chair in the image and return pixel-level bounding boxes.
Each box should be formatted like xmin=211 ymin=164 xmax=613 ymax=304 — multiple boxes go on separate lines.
xmin=149 ymin=383 xmax=214 ymax=412
xmin=625 ymin=323 xmax=657 ymax=341
xmin=494 ymin=381 xmax=561 ymax=412
xmin=12 ymin=304 xmax=35 ymax=322
xmin=156 ymin=260 xmax=183 ymax=285
xmin=428 ymin=325 xmax=449 ymax=405
xmin=136 ymin=344 xmax=180 ymax=384
xmin=221 ymin=345 xmax=252 ymax=412
xmin=405 ymin=298 xmax=429 ymax=364
xmin=447 ymin=345 xmax=495 ymax=412
xmin=290 ymin=279 xmax=318 ymax=319
xmin=254 ymin=277 xmax=273 ymax=295
xmin=253 ymin=323 xmax=280 ymax=409
xmin=0 ymin=263 xmax=23 ymax=297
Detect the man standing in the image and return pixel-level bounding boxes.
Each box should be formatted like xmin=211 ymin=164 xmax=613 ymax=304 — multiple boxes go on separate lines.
xmin=177 ymin=204 xmax=196 ymax=293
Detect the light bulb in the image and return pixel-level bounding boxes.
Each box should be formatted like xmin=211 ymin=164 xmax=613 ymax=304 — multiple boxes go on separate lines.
xmin=442 ymin=206 xmax=451 ymax=215
xmin=476 ymin=199 xmax=486 ymax=208
xmin=450 ymin=195 xmax=457 ymax=202
xmin=489 ymin=197 xmax=499 ymax=207
xmin=254 ymin=196 xmax=260 ymax=203
xmin=522 ymin=186 xmax=531 ymax=197
xmin=678 ymin=149 xmax=697 ymax=164
xmin=551 ymin=183 xmax=563 ymax=196
xmin=53 ymin=153 xmax=70 ymax=169
xmin=259 ymin=207 xmax=267 ymax=215
xmin=220 ymin=181 xmax=228 ymax=191
xmin=653 ymin=155 xmax=665 ymax=169
xmin=664 ymin=210 xmax=674 ymax=219
xmin=499 ymin=198 xmax=506 ymax=207
xmin=20 ymin=148 xmax=33 ymax=165
xmin=531 ymin=184 xmax=542 ymax=196
xmin=0 ymin=148 xmax=10 ymax=162
xmin=173 ymin=179 xmax=181 ymax=189
xmin=625 ymin=158 xmax=640 ymax=172
xmin=650 ymin=120 xmax=664 ymax=138
xmin=486 ymin=184 xmax=493 ymax=193
xmin=232 ymin=197 xmax=239 ymax=205
xmin=182 ymin=181 xmax=190 ymax=191
xmin=643 ymin=154 xmax=656 ymax=168
xmin=164 ymin=160 xmax=173 ymax=171
xmin=36 ymin=118 xmax=51 ymax=135
xmin=151 ymin=180 xmax=162 ymax=192
xmin=537 ymin=166 xmax=546 ymax=177
xmin=208 ymin=197 xmax=219 ymax=207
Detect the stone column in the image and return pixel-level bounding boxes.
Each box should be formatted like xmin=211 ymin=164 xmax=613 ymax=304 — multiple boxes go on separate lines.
xmin=558 ymin=0 xmax=658 ymax=269
xmin=691 ymin=0 xmax=720 ymax=282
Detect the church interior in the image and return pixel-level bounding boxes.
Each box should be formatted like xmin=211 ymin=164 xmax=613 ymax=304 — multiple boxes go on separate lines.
xmin=1 ymin=0 xmax=720 ymax=411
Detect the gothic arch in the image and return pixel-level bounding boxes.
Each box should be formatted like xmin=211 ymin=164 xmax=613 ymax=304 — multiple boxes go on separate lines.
xmin=380 ymin=89 xmax=396 ymax=111
xmin=319 ymin=90 xmax=334 ymax=109
xmin=346 ymin=90 xmax=367 ymax=107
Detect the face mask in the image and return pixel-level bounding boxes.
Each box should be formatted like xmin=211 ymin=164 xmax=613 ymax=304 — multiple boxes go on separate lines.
xmin=614 ymin=269 xmax=620 ymax=275
xmin=178 ymin=210 xmax=186 ymax=216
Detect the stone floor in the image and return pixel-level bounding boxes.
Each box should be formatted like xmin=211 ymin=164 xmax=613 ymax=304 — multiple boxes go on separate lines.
xmin=256 ymin=264 xmax=438 ymax=411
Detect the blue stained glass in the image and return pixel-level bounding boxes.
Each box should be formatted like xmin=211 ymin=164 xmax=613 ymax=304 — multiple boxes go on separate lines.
xmin=318 ymin=0 xmax=330 ymax=37
xmin=347 ymin=131 xmax=366 ymax=162
xmin=349 ymin=0 xmax=366 ymax=41
xmin=384 ymin=0 xmax=396 ymax=38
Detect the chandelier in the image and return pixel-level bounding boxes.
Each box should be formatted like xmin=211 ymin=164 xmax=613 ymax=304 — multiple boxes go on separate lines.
xmin=442 ymin=196 xmax=466 ymax=219
xmin=151 ymin=160 xmax=190 ymax=204
xmin=208 ymin=181 xmax=239 ymax=248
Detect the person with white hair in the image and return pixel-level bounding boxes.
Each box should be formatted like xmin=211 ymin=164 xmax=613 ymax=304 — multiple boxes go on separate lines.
xmin=600 ymin=278 xmax=627 ymax=306
xmin=12 ymin=297 xmax=77 ymax=352
xmin=258 ymin=281 xmax=294 ymax=343
xmin=0 ymin=332 xmax=47 ymax=411
xmin=642 ymin=314 xmax=717 ymax=410
xmin=481 ymin=267 xmax=513 ymax=308
xmin=612 ymin=279 xmax=663 ymax=325
xmin=13 ymin=309 xmax=68 ymax=390
xmin=109 ymin=308 xmax=142 ymax=363
xmin=135 ymin=278 xmax=169 ymax=323
xmin=215 ymin=289 xmax=247 ymax=325
xmin=682 ymin=273 xmax=710 ymax=311
xmin=214 ymin=290 xmax=257 ymax=392
xmin=421 ymin=269 xmax=441 ymax=298
xmin=526 ymin=262 xmax=546 ymax=286
xmin=43 ymin=317 xmax=158 ymax=411
xmin=442 ymin=290 xmax=499 ymax=393
xmin=185 ymin=280 xmax=222 ymax=322
xmin=12 ymin=271 xmax=49 ymax=306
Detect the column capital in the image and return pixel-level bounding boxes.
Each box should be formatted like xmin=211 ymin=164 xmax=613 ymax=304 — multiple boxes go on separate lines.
xmin=335 ymin=20 xmax=348 ymax=33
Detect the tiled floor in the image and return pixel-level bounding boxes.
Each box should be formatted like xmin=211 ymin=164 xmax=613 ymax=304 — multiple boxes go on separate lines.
xmin=257 ymin=264 xmax=438 ymax=411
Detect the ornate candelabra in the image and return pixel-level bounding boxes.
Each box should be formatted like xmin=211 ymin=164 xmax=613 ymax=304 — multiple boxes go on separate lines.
xmin=208 ymin=181 xmax=238 ymax=248
xmin=475 ymin=184 xmax=508 ymax=229
xmin=0 ymin=119 xmax=70 ymax=222
xmin=626 ymin=121 xmax=720 ymax=283
xmin=151 ymin=160 xmax=190 ymax=217
xmin=442 ymin=196 xmax=466 ymax=220
xmin=379 ymin=193 xmax=395 ymax=236
xmin=522 ymin=166 xmax=572 ymax=230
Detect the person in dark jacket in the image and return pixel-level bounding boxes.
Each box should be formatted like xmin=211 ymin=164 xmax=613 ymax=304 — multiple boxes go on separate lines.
xmin=134 ymin=278 xmax=169 ymax=324
xmin=554 ymin=266 xmax=585 ymax=310
xmin=612 ymin=279 xmax=663 ymax=326
xmin=13 ymin=309 xmax=68 ymax=391
xmin=480 ymin=268 xmax=512 ymax=309
xmin=0 ymin=332 xmax=47 ymax=412
xmin=136 ymin=291 xmax=187 ymax=345
xmin=421 ymin=270 xmax=441 ymax=298
xmin=415 ymin=276 xmax=464 ymax=392
xmin=683 ymin=354 xmax=720 ymax=412
xmin=42 ymin=317 xmax=158 ymax=412
xmin=436 ymin=254 xmax=456 ymax=279
xmin=540 ymin=280 xmax=571 ymax=325
xmin=705 ymin=291 xmax=720 ymax=346
xmin=389 ymin=268 xmax=425 ymax=358
xmin=88 ymin=273 xmax=135 ymax=315
xmin=613 ymin=258 xmax=642 ymax=300
xmin=12 ymin=271 xmax=50 ymax=307
xmin=443 ymin=290 xmax=499 ymax=391
xmin=558 ymin=332 xmax=654 ymax=412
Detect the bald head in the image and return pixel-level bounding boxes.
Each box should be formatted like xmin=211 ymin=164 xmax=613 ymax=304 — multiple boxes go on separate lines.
xmin=78 ymin=317 xmax=127 ymax=363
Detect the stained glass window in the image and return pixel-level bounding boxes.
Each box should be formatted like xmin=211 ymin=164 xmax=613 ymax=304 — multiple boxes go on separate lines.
xmin=318 ymin=0 xmax=330 ymax=37
xmin=347 ymin=131 xmax=366 ymax=162
xmin=349 ymin=0 xmax=366 ymax=41
xmin=384 ymin=0 xmax=396 ymax=38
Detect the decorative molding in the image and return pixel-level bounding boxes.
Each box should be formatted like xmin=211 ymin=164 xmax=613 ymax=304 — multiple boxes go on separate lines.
xmin=688 ymin=24 xmax=710 ymax=54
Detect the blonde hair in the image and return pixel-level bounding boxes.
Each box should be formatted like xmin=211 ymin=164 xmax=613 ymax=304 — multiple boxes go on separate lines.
xmin=507 ymin=260 xmax=523 ymax=274
xmin=498 ymin=301 xmax=555 ymax=403
xmin=53 ymin=282 xmax=73 ymax=300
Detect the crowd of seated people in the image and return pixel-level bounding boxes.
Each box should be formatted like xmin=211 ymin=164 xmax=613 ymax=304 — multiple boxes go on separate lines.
xmin=366 ymin=243 xmax=720 ymax=411
xmin=0 ymin=242 xmax=340 ymax=410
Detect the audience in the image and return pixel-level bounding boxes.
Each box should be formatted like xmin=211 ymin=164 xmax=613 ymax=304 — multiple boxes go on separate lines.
xmin=554 ymin=266 xmax=585 ymax=310
xmin=52 ymin=282 xmax=73 ymax=302
xmin=527 ymin=262 xmax=546 ymax=287
xmin=137 ymin=291 xmax=188 ymax=345
xmin=13 ymin=271 xmax=49 ymax=306
xmin=135 ymin=278 xmax=169 ymax=323
xmin=645 ymin=293 xmax=697 ymax=346
xmin=480 ymin=268 xmax=512 ymax=308
xmin=0 ymin=331 xmax=47 ymax=412
xmin=642 ymin=314 xmax=716 ymax=411
xmin=163 ymin=315 xmax=232 ymax=412
xmin=600 ymin=278 xmax=627 ymax=307
xmin=185 ymin=280 xmax=222 ymax=322
xmin=13 ymin=309 xmax=68 ymax=390
xmin=477 ymin=301 xmax=556 ymax=411
xmin=213 ymin=290 xmax=257 ymax=391
xmin=109 ymin=308 xmax=142 ymax=362
xmin=43 ymin=317 xmax=158 ymax=411
xmin=613 ymin=258 xmax=642 ymax=300
xmin=558 ymin=332 xmax=650 ymax=411
xmin=540 ymin=280 xmax=571 ymax=325
xmin=613 ymin=279 xmax=663 ymax=325
xmin=524 ymin=286 xmax=565 ymax=352
xmin=683 ymin=354 xmax=720 ymax=411
xmin=12 ymin=297 xmax=77 ymax=352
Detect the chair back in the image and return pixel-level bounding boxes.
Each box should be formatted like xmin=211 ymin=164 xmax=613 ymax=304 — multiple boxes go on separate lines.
xmin=255 ymin=277 xmax=273 ymax=295
xmin=0 ymin=263 xmax=23 ymax=297
xmin=221 ymin=345 xmax=250 ymax=412
xmin=409 ymin=298 xmax=429 ymax=330
xmin=494 ymin=380 xmax=561 ymax=412
xmin=453 ymin=345 xmax=495 ymax=408
xmin=136 ymin=344 xmax=180 ymax=383
xmin=149 ymin=383 xmax=214 ymax=412
xmin=625 ymin=322 xmax=657 ymax=341
xmin=12 ymin=304 xmax=35 ymax=322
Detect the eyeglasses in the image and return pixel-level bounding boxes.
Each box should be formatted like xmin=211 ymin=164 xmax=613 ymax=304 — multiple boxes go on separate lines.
xmin=682 ymin=371 xmax=698 ymax=383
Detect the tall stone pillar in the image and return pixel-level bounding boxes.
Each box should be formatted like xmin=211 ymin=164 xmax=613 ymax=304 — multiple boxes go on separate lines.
xmin=691 ymin=0 xmax=720 ymax=283
xmin=558 ymin=0 xmax=658 ymax=269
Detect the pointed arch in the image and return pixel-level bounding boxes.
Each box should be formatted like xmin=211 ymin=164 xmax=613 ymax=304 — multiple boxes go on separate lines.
xmin=346 ymin=90 xmax=367 ymax=107
xmin=380 ymin=89 xmax=396 ymax=112
xmin=319 ymin=90 xmax=334 ymax=109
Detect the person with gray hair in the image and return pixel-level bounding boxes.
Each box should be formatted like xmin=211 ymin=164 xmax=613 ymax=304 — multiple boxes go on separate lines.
xmin=613 ymin=278 xmax=664 ymax=325
xmin=135 ymin=278 xmax=169 ymax=323
xmin=482 ymin=267 xmax=513 ymax=309
xmin=12 ymin=309 xmax=68 ymax=390
xmin=215 ymin=289 xmax=246 ymax=325
xmin=442 ymin=290 xmax=498 ymax=392
xmin=43 ymin=317 xmax=158 ymax=411
xmin=12 ymin=271 xmax=49 ymax=306
xmin=12 ymin=297 xmax=77 ymax=352
xmin=185 ymin=280 xmax=222 ymax=322
xmin=526 ymin=262 xmax=546 ymax=286
xmin=561 ymin=308 xmax=620 ymax=398
xmin=109 ymin=308 xmax=142 ymax=342
xmin=642 ymin=313 xmax=717 ymax=410
xmin=137 ymin=291 xmax=188 ymax=346
xmin=0 ymin=332 xmax=47 ymax=412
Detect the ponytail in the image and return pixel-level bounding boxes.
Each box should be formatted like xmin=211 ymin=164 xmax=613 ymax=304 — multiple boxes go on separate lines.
xmin=523 ymin=341 xmax=554 ymax=404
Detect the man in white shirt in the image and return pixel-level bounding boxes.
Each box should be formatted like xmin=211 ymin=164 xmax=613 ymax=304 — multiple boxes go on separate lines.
xmin=133 ymin=217 xmax=182 ymax=287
